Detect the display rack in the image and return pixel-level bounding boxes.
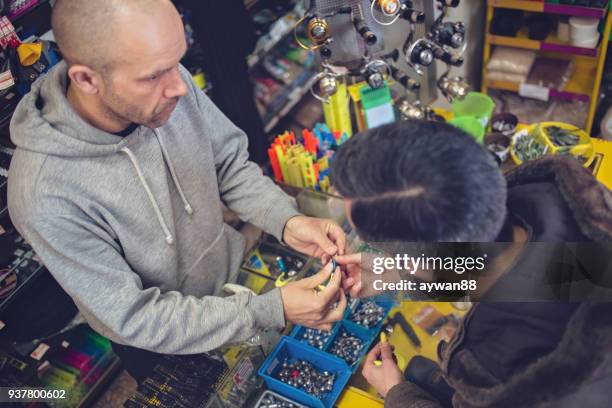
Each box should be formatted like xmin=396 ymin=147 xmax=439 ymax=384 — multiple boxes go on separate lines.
xmin=248 ymin=11 xmax=301 ymax=69
xmin=489 ymin=0 xmax=608 ymax=18
xmin=482 ymin=0 xmax=612 ymax=133
xmin=264 ymin=73 xmax=318 ymax=133
xmin=246 ymin=2 xmax=316 ymax=135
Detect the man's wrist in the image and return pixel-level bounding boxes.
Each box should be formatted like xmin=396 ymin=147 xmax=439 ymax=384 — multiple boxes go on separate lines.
xmin=281 ymin=215 xmax=301 ymax=245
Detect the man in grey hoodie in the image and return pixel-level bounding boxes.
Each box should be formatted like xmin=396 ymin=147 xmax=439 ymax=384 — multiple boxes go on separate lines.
xmin=7 ymin=0 xmax=347 ymax=379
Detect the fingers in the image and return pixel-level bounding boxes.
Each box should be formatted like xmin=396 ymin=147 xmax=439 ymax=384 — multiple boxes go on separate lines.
xmin=319 ymin=290 xmax=347 ymax=323
xmin=364 ymin=343 xmax=382 ymax=365
xmin=327 ymin=222 xmax=347 ymax=256
xmin=350 ymin=281 xmax=363 ymax=298
xmin=380 ymin=341 xmax=395 ymax=364
xmin=302 ymin=262 xmax=334 ymax=288
xmin=313 ymin=223 xmax=339 ymax=258
xmin=342 ymin=276 xmax=355 ymax=292
xmin=318 ymin=265 xmax=342 ymax=302
xmin=334 ymin=253 xmax=362 ymax=265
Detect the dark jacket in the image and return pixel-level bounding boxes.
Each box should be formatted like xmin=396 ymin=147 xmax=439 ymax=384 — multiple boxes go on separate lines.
xmin=385 ymin=156 xmax=612 ymax=408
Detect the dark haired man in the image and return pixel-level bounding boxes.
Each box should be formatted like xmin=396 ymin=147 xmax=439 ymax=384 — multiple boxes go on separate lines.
xmin=332 ymin=120 xmax=612 ymax=407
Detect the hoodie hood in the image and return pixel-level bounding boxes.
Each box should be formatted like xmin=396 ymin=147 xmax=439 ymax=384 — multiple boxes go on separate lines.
xmin=10 ymin=62 xmax=194 ymax=246
xmin=7 ymin=61 xmax=300 ymax=354
xmin=10 ymin=61 xmax=132 ymax=158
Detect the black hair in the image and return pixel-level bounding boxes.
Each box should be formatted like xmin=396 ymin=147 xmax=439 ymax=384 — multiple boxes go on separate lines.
xmin=331 ymin=120 xmax=507 ymax=242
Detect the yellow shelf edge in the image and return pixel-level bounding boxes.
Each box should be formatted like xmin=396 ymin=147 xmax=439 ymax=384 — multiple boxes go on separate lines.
xmin=488 ymin=0 xmax=543 ymax=12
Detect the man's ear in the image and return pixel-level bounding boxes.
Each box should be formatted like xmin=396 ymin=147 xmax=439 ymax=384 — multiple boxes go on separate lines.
xmin=344 ymin=199 xmax=356 ymax=230
xmin=67 ymin=64 xmax=102 ymax=95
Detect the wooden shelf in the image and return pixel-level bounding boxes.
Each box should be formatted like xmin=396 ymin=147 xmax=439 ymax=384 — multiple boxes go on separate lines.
xmin=483 ymin=0 xmax=612 ymax=133
xmin=485 ymin=57 xmax=598 ymax=102
xmin=488 ymin=0 xmax=609 ymax=19
xmin=490 ymin=27 xmax=601 ymax=57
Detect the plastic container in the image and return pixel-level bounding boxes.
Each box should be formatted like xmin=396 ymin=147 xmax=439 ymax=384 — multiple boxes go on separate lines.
xmin=510 ymin=122 xmax=595 ymax=167
xmin=573 ymin=32 xmax=600 ymax=48
xmin=570 ymin=16 xmax=599 ymax=45
xmin=344 ymin=297 xmax=395 ymax=336
xmin=255 ymin=390 xmax=307 ymax=408
xmin=449 ymin=116 xmax=486 ymax=143
xmin=258 ymin=336 xmax=352 ymax=408
xmin=491 ymin=113 xmax=519 ymax=136
xmin=290 ymin=324 xmax=336 ymax=350
xmin=484 ymin=133 xmax=511 ymax=163
xmin=326 ymin=321 xmax=375 ymax=372
xmin=451 ymin=92 xmax=496 ymax=128
xmin=557 ymin=16 xmax=570 ymax=42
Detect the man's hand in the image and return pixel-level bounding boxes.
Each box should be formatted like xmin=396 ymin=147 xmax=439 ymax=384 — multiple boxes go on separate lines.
xmin=283 ymin=216 xmax=346 ymax=263
xmin=279 ymin=262 xmax=347 ymax=331
xmin=335 ymin=253 xmax=364 ymax=298
xmin=362 ymin=341 xmax=404 ymax=398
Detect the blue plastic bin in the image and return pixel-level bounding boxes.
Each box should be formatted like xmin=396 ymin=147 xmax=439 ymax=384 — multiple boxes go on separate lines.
xmin=258 ymin=337 xmax=352 ymax=408
xmin=325 ymin=320 xmax=375 ymax=372
xmin=289 ymin=324 xmax=337 ymax=350
xmin=344 ymin=296 xmax=394 ymax=336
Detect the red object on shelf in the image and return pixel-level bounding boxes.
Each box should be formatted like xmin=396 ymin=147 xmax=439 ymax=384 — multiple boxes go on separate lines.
xmin=549 ymin=89 xmax=590 ymax=102
xmin=541 ymin=42 xmax=598 ymax=57
xmin=56 ymin=348 xmax=94 ymax=374
xmin=490 ymin=0 xmax=608 ymax=19
xmin=268 ymin=146 xmax=283 ymax=182
xmin=0 ymin=16 xmax=21 ymax=49
xmin=544 ymin=3 xmax=607 ymax=19
xmin=302 ymin=129 xmax=319 ymax=155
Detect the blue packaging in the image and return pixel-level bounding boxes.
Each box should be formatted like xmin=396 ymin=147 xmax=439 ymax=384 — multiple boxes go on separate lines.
xmin=344 ymin=296 xmax=395 ymax=336
xmin=289 ymin=324 xmax=336 ymax=350
xmin=258 ymin=337 xmax=352 ymax=408
xmin=326 ymin=320 xmax=375 ymax=373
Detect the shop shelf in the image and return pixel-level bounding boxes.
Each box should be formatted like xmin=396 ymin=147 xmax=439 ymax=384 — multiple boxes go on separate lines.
xmin=488 ymin=0 xmax=608 ymax=19
xmin=485 ymin=56 xmax=598 ymax=102
xmin=248 ymin=11 xmax=302 ymax=69
xmin=490 ymin=27 xmax=601 ymax=57
xmin=263 ymin=72 xmax=318 ymax=133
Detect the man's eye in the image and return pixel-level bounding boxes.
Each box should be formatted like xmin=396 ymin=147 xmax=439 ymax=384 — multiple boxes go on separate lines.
xmin=149 ymin=75 xmax=159 ymax=81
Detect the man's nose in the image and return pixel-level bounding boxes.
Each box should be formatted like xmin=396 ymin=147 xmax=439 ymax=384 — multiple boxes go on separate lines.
xmin=164 ymin=67 xmax=188 ymax=99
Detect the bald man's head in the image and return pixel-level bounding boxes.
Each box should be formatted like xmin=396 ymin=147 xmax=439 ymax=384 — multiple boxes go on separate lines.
xmin=55 ymin=0 xmax=188 ymax=131
xmin=52 ymin=0 xmax=173 ymax=70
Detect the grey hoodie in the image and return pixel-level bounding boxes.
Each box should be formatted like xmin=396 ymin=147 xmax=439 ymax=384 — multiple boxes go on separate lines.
xmin=8 ymin=61 xmax=300 ymax=354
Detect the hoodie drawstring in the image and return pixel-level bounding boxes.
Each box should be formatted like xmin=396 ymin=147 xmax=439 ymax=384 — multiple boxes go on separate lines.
xmin=120 ymin=130 xmax=195 ymax=246
xmin=121 ymin=147 xmax=175 ymax=245
xmin=153 ymin=129 xmax=194 ymax=215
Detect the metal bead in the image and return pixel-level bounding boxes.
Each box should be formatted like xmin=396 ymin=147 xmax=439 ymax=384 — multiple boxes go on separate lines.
xmin=350 ymin=301 xmax=385 ymax=328
xmin=275 ymin=359 xmax=336 ymax=399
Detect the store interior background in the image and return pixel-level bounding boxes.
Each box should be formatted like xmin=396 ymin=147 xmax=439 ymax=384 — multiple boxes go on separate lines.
xmin=0 ymin=0 xmax=611 ymax=407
